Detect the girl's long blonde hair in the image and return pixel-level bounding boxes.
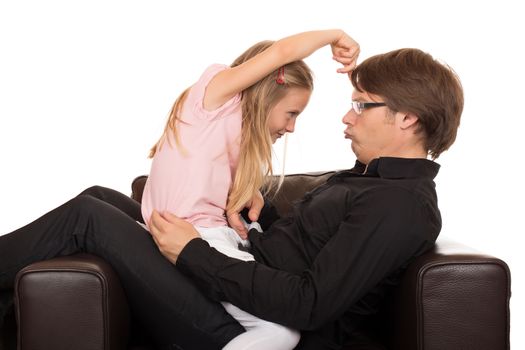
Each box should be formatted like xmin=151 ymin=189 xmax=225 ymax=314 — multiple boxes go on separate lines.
xmin=149 ymin=40 xmax=313 ymax=215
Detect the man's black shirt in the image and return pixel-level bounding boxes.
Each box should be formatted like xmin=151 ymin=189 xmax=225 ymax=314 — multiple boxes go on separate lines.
xmin=177 ymin=157 xmax=441 ymax=348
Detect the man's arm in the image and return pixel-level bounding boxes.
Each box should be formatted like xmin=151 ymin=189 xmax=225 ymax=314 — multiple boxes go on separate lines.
xmin=175 ymin=187 xmax=438 ymax=330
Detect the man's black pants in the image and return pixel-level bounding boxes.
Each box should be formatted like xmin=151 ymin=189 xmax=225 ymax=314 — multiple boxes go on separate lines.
xmin=0 ymin=186 xmax=244 ymax=349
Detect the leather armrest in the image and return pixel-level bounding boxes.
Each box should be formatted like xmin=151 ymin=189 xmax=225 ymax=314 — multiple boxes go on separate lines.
xmin=385 ymin=239 xmax=511 ymax=350
xmin=15 ymin=253 xmax=130 ymax=350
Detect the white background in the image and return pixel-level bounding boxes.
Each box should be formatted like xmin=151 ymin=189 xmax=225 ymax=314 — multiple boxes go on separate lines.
xmin=1 ymin=0 xmax=523 ymax=347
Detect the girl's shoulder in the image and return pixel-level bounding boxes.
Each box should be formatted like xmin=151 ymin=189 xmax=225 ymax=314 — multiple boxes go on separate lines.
xmin=187 ymin=64 xmax=242 ymax=121
xmin=194 ymin=64 xmax=230 ymax=91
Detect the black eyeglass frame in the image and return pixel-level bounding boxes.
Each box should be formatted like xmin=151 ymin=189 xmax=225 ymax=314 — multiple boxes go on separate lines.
xmin=351 ymin=101 xmax=387 ymax=115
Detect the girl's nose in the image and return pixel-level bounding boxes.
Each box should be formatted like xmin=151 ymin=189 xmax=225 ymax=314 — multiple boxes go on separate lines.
xmin=286 ymin=118 xmax=296 ymax=133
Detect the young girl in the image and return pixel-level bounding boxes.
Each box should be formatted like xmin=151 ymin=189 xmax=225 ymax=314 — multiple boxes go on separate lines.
xmin=141 ymin=29 xmax=360 ymax=350
xmin=0 ymin=29 xmax=359 ymax=349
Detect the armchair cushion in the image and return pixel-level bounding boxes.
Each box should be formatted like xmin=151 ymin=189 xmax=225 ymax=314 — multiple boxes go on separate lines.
xmin=15 ymin=253 xmax=130 ymax=350
xmin=384 ymin=239 xmax=510 ymax=350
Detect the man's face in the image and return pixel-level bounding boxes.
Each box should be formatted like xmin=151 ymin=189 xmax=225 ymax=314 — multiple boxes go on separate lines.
xmin=342 ymin=90 xmax=400 ymax=164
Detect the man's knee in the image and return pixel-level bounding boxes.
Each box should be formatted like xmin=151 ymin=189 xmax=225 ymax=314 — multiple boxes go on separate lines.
xmin=79 ymin=185 xmax=108 ymax=199
xmin=70 ymin=194 xmax=105 ymax=213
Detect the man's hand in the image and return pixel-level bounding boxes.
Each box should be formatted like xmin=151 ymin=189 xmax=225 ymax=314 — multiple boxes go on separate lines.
xmin=149 ymin=210 xmax=200 ymax=264
xmin=227 ymin=191 xmax=264 ymax=239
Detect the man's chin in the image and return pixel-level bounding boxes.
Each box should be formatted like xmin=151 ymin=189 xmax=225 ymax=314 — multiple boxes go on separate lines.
xmin=350 ymin=143 xmax=357 ymax=155
xmin=350 ymin=144 xmax=364 ymax=162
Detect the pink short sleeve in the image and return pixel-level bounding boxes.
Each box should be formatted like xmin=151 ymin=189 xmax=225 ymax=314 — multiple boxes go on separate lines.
xmin=141 ymin=63 xmax=243 ymax=229
xmin=186 ymin=64 xmax=242 ymax=121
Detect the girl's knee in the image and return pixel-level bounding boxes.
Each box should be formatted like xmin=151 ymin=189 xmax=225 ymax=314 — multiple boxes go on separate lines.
xmin=265 ymin=323 xmax=300 ymax=349
xmin=280 ymin=326 xmax=300 ymax=349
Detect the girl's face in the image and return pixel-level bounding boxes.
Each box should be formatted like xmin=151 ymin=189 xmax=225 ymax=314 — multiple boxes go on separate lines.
xmin=267 ymin=87 xmax=311 ymax=143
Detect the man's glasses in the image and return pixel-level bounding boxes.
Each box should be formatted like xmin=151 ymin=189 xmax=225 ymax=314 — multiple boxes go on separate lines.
xmin=351 ymin=101 xmax=387 ymax=115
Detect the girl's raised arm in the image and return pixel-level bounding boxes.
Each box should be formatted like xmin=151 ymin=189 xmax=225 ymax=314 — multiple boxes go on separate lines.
xmin=203 ymin=29 xmax=359 ymax=110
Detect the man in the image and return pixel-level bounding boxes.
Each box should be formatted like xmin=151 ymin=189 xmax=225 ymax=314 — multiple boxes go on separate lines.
xmin=148 ymin=48 xmax=464 ymax=349
xmin=1 ymin=47 xmax=463 ymax=350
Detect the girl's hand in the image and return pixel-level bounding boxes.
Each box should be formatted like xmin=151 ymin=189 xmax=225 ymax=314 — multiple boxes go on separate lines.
xmin=227 ymin=191 xmax=264 ymax=239
xmin=331 ymin=31 xmax=360 ymax=74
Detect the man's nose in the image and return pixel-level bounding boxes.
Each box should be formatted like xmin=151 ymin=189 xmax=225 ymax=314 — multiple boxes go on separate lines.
xmin=342 ymin=109 xmax=357 ymax=125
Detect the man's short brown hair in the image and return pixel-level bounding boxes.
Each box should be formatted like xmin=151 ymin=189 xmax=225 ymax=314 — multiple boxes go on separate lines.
xmin=351 ymin=48 xmax=464 ymax=159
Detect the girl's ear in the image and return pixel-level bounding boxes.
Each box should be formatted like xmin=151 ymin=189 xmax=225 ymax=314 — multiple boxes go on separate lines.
xmin=400 ymin=112 xmax=419 ymax=130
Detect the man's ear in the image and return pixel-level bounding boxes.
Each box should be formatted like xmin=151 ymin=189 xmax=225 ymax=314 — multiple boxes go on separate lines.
xmin=400 ymin=113 xmax=419 ymax=130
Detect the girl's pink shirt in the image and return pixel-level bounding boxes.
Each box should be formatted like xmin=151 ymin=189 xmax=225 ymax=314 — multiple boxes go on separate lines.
xmin=141 ymin=64 xmax=242 ymax=228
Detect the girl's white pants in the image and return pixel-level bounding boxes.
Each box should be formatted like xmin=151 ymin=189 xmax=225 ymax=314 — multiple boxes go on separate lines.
xmin=196 ymin=224 xmax=300 ymax=350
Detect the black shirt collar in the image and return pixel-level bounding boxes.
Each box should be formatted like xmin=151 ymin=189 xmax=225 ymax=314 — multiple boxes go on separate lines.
xmin=347 ymin=157 xmax=440 ymax=180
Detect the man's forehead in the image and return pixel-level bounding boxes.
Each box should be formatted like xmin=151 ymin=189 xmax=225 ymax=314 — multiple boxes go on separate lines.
xmin=351 ymin=90 xmax=369 ymax=100
xmin=352 ymin=90 xmax=381 ymax=101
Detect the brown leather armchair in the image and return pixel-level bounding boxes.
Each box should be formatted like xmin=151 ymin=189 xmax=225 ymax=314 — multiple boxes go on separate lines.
xmin=1 ymin=171 xmax=511 ymax=350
